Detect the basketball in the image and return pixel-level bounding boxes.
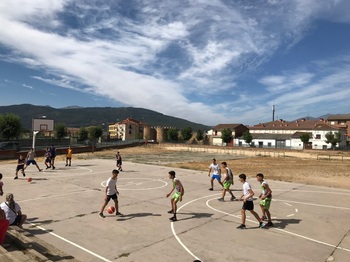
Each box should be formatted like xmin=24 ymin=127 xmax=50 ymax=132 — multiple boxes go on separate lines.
xmin=107 ymin=206 xmax=115 ymax=214
xmin=27 ymin=177 xmax=32 ymax=182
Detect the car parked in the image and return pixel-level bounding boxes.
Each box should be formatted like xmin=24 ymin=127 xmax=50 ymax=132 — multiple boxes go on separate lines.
xmin=0 ymin=141 xmax=21 ymax=152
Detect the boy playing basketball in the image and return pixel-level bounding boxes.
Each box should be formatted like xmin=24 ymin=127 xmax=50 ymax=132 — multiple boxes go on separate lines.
xmin=256 ymin=173 xmax=273 ymax=227
xmin=99 ymin=169 xmax=122 ymax=218
xmin=166 ymin=171 xmax=184 ymax=222
xmin=217 ymin=162 xmax=236 ymax=201
xmin=237 ymin=173 xmax=265 ymax=229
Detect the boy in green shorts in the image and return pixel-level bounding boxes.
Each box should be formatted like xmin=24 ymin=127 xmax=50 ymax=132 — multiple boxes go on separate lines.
xmin=256 ymin=173 xmax=273 ymax=227
xmin=166 ymin=171 xmax=184 ymax=222
xmin=217 ymin=162 xmax=236 ymax=201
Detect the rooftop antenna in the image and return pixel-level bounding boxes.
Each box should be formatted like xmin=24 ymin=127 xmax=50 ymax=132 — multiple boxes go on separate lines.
xmin=272 ymin=104 xmax=275 ymax=121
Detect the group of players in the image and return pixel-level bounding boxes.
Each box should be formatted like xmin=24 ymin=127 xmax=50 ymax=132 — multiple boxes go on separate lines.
xmin=208 ymin=158 xmax=273 ymax=228
xmin=14 ymin=146 xmax=72 ymax=179
xmin=100 ymin=156 xmax=273 ymax=228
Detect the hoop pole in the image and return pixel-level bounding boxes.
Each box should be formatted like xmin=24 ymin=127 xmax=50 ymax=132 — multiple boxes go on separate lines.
xmin=32 ymin=131 xmax=40 ymax=150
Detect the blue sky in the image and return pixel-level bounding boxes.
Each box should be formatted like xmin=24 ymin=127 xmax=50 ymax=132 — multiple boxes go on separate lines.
xmin=0 ymin=0 xmax=350 ymax=126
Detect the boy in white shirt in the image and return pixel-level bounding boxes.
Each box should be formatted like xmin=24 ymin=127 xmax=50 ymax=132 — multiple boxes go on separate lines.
xmin=208 ymin=158 xmax=223 ymax=191
xmin=237 ymin=173 xmax=265 ymax=229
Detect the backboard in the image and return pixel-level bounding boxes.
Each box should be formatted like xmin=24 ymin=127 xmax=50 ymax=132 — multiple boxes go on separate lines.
xmin=32 ymin=118 xmax=54 ymax=132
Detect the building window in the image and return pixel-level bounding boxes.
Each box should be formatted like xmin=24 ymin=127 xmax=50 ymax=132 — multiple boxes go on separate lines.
xmin=315 ymin=134 xmax=321 ymax=139
xmin=129 ymin=130 xmax=132 ymax=134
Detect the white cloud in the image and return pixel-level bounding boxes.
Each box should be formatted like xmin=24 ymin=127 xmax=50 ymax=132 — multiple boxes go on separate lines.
xmin=0 ymin=0 xmax=349 ymax=125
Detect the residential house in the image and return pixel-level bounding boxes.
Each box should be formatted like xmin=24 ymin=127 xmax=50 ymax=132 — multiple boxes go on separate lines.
xmin=109 ymin=118 xmax=146 ymax=141
xmin=207 ymin=124 xmax=248 ymax=146
xmin=235 ymin=119 xmax=347 ymax=149
xmin=327 ymin=114 xmax=350 ymax=146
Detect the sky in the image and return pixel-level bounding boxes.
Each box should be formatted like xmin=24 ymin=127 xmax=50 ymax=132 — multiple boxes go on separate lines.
xmin=0 ymin=0 xmax=350 ymax=126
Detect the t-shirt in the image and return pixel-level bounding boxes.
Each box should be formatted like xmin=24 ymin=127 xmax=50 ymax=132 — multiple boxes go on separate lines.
xmin=209 ymin=163 xmax=220 ymax=175
xmin=261 ymin=181 xmax=272 ymax=199
xmin=27 ymin=151 xmax=35 ymax=161
xmin=106 ymin=177 xmax=117 ymax=195
xmin=243 ymin=181 xmax=253 ymax=201
xmin=0 ymin=202 xmax=20 ymax=224
xmin=67 ymin=148 xmax=72 ymax=158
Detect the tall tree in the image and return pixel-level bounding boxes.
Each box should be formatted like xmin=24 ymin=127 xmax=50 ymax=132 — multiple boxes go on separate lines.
xmin=167 ymin=128 xmax=179 ymax=141
xmin=0 ymin=113 xmax=22 ymax=140
xmin=221 ymin=129 xmax=233 ymax=145
xmin=325 ymin=131 xmax=342 ymax=150
xmin=78 ymin=127 xmax=89 ymax=142
xmin=300 ymin=133 xmax=310 ymax=149
xmin=88 ymin=126 xmax=103 ymax=152
xmin=242 ymin=131 xmax=253 ymax=146
xmin=181 ymin=127 xmax=193 ymax=141
xmin=55 ymin=123 xmax=67 ymax=140
xmin=196 ymin=129 xmax=204 ymax=141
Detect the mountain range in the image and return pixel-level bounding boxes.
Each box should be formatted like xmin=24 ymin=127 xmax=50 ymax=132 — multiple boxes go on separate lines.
xmin=0 ymin=104 xmax=211 ymax=131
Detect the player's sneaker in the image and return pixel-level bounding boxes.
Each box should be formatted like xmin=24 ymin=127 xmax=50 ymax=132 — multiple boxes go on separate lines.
xmin=39 ymin=169 xmax=43 ymax=172
xmin=169 ymin=216 xmax=177 ymax=222
xmin=23 ymin=173 xmax=26 ymax=177
xmin=208 ymin=188 xmax=213 ymax=191
xmin=237 ymin=224 xmax=246 ymax=229
xmin=167 ymin=210 xmax=174 ymax=214
xmin=115 ymin=212 xmax=123 ymax=216
xmin=99 ymin=213 xmax=105 ymax=218
xmin=231 ymin=196 xmax=236 ymax=201
xmin=14 ymin=177 xmax=18 ymax=180
xmin=259 ymin=222 xmax=266 ymax=228
xmin=217 ymin=198 xmax=224 ymax=202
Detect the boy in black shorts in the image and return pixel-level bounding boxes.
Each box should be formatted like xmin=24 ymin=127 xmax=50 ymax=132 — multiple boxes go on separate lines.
xmin=237 ymin=173 xmax=265 ymax=229
xmin=14 ymin=154 xmax=26 ymax=179
xmin=99 ymin=170 xmax=122 ymax=218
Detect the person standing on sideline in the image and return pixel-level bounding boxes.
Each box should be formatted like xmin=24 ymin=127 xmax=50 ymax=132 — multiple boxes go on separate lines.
xmin=24 ymin=148 xmax=42 ymax=172
xmin=208 ymin=158 xmax=223 ymax=191
xmin=99 ymin=170 xmax=122 ymax=218
xmin=44 ymin=148 xmax=51 ymax=169
xmin=256 ymin=173 xmax=273 ymax=227
xmin=237 ymin=174 xmax=265 ymax=229
xmin=0 ymin=174 xmax=3 ymax=196
xmin=217 ymin=162 xmax=236 ymax=201
xmin=49 ymin=145 xmax=56 ymax=169
xmin=116 ymin=151 xmax=123 ymax=171
xmin=0 ymin=193 xmax=27 ymax=228
xmin=65 ymin=146 xmax=72 ymax=166
xmin=0 ymin=206 xmax=9 ymax=245
xmin=166 ymin=171 xmax=184 ymax=222
xmin=14 ymin=154 xmax=26 ymax=179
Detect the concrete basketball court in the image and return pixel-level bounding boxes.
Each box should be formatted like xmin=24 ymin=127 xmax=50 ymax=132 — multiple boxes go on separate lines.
xmin=1 ymin=158 xmax=350 ymax=262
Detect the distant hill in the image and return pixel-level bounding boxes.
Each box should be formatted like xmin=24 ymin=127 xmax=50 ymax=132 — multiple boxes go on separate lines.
xmin=0 ymin=104 xmax=211 ymax=131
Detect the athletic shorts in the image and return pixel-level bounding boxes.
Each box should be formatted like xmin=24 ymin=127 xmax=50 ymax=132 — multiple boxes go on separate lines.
xmin=11 ymin=215 xmax=23 ymax=226
xmin=66 ymin=157 xmax=71 ymax=160
xmin=242 ymin=200 xmax=254 ymax=211
xmin=106 ymin=193 xmax=118 ymax=202
xmin=223 ymin=181 xmax=232 ymax=190
xmin=259 ymin=198 xmax=272 ymax=210
xmin=172 ymin=191 xmax=183 ymax=202
xmin=26 ymin=160 xmax=37 ymax=166
xmin=16 ymin=165 xmax=24 ymax=171
xmin=211 ymin=174 xmax=221 ymax=181
xmin=45 ymin=158 xmax=51 ymax=163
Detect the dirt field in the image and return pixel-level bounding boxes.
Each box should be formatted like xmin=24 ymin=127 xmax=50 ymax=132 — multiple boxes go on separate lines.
xmin=73 ymin=145 xmax=350 ymax=189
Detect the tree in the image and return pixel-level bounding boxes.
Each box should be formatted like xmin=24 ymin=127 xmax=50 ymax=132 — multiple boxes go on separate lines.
xmin=167 ymin=128 xmax=179 ymax=141
xmin=88 ymin=126 xmax=103 ymax=152
xmin=0 ymin=113 xmax=22 ymax=140
xmin=299 ymin=133 xmax=310 ymax=149
xmin=196 ymin=129 xmax=204 ymax=141
xmin=78 ymin=127 xmax=89 ymax=142
xmin=325 ymin=131 xmax=342 ymax=150
xmin=242 ymin=131 xmax=253 ymax=146
xmin=221 ymin=129 xmax=233 ymax=145
xmin=181 ymin=127 xmax=193 ymax=141
xmin=55 ymin=123 xmax=67 ymax=140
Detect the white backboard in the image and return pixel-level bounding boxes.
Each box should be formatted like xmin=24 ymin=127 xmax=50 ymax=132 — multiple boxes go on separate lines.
xmin=32 ymin=118 xmax=54 ymax=132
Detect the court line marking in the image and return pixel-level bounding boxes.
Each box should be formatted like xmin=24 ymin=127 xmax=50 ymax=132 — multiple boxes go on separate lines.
xmin=205 ymin=198 xmax=350 ymax=253
xmin=28 ymin=222 xmax=111 ymax=262
xmin=171 ymin=194 xmax=350 ymax=262
xmin=274 ymin=199 xmax=350 ymax=210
